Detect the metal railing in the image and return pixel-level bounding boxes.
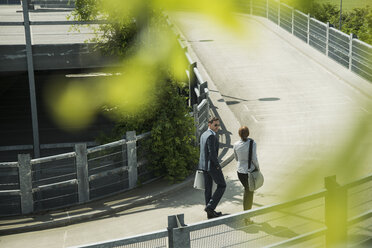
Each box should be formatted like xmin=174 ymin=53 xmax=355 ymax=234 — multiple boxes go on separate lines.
xmin=73 ymin=174 xmax=372 ymax=247
xmin=0 ymin=12 xmax=210 ymax=217
xmin=239 ymin=0 xmax=372 ymax=83
xmin=166 ymin=16 xmax=210 ymax=144
xmin=0 ymin=131 xmax=152 ymax=216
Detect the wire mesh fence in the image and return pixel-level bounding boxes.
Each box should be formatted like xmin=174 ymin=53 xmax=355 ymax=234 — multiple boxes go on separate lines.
xmin=279 ymin=4 xmax=292 ymax=34
xmin=346 ymin=177 xmax=372 ymax=246
xmin=245 ymin=0 xmax=372 ymax=83
xmin=352 ymin=39 xmax=372 ymax=82
xmin=75 ymin=229 xmax=168 ymax=248
xmin=0 ymin=163 xmax=20 ymax=215
xmin=31 ymin=153 xmax=78 ymax=211
xmin=252 ymin=0 xmax=267 ymax=17
xmin=309 ymin=19 xmax=327 ymax=54
xmin=0 ymin=132 xmax=153 ymax=216
xmin=328 ymin=29 xmax=350 ymax=68
xmin=268 ymin=0 xmax=279 ymax=24
xmin=188 ymin=194 xmax=325 ymax=247
xmin=293 ymin=11 xmax=308 ymax=43
xmin=0 ymin=0 xmax=20 ymax=4
xmin=88 ymin=142 xmax=129 ymax=200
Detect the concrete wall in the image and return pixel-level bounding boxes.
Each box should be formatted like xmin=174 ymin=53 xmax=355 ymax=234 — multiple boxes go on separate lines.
xmin=0 ymin=43 xmax=118 ymax=72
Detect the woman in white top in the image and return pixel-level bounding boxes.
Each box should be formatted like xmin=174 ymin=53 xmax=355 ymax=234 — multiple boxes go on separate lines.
xmin=233 ymin=126 xmax=259 ymax=213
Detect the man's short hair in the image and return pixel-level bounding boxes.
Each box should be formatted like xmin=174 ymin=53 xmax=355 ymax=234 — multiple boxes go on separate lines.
xmin=208 ymin=116 xmax=219 ymax=124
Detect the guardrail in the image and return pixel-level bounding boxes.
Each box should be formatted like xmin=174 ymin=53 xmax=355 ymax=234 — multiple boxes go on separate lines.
xmin=165 ymin=15 xmax=210 ymax=144
xmin=72 ymin=174 xmax=372 ymax=247
xmin=0 ymin=131 xmax=153 ymax=216
xmin=0 ymin=0 xmax=20 ymax=4
xmin=0 ymin=11 xmax=210 ymax=217
xmin=241 ymin=0 xmax=372 ymax=83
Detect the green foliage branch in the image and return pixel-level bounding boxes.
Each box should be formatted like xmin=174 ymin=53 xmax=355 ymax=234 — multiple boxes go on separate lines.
xmin=71 ymin=0 xmax=199 ymax=183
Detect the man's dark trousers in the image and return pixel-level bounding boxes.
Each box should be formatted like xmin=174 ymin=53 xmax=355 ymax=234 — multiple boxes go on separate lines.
xmin=204 ymin=166 xmax=226 ymax=210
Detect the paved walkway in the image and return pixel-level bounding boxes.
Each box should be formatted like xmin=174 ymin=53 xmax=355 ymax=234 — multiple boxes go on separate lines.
xmin=1 ymin=11 xmax=372 ymax=248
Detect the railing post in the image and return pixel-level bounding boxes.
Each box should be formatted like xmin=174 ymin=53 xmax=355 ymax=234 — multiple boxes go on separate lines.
xmin=189 ymin=62 xmax=197 ymax=106
xmin=349 ymin=33 xmax=353 ymax=70
xmin=168 ymin=214 xmax=190 ymax=248
xmin=307 ymin=13 xmax=310 ymax=44
xmin=126 ymin=131 xmax=138 ymax=189
xmin=324 ymin=175 xmax=347 ymax=248
xmin=291 ymin=7 xmax=294 ymax=34
xmin=75 ymin=143 xmax=89 ymax=203
xmin=326 ymin=22 xmax=330 ymax=56
xmin=266 ymin=0 xmax=269 ymax=19
xmin=278 ymin=0 xmax=280 ymax=26
xmin=250 ymin=0 xmax=252 ymax=15
xmin=18 ymin=154 xmax=34 ymax=214
xmin=193 ymin=104 xmax=199 ymax=146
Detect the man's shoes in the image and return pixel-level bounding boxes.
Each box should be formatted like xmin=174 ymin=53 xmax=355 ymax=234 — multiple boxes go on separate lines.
xmin=204 ymin=207 xmax=222 ymax=219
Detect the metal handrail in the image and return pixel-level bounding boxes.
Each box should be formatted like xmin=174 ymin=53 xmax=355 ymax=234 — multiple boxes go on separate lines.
xmin=185 ymin=189 xmax=326 ymax=232
xmin=31 ymin=151 xmax=76 ymax=165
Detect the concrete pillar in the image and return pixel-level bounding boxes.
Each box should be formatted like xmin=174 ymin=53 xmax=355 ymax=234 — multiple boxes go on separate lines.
xmin=75 ymin=143 xmax=89 ymax=203
xmin=324 ymin=175 xmax=347 ymax=248
xmin=18 ymin=154 xmax=34 ymax=214
xmin=168 ymin=214 xmax=189 ymax=248
xmin=126 ymin=131 xmax=138 ymax=189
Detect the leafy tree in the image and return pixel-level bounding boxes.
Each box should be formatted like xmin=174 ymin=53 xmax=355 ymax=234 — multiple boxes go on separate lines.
xmin=305 ymin=2 xmax=372 ymax=44
xmin=342 ymin=6 xmax=372 ymax=44
xmin=310 ymin=2 xmax=339 ymax=26
xmin=65 ymin=0 xmax=202 ymax=182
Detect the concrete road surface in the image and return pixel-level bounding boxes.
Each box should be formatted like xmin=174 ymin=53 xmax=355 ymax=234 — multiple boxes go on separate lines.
xmin=1 ymin=12 xmax=372 ymax=248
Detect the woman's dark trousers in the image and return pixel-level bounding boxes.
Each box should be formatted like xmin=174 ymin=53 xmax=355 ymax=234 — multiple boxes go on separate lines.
xmin=238 ymin=172 xmax=254 ymax=210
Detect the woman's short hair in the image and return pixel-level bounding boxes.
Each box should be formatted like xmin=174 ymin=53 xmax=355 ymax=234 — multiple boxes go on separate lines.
xmin=238 ymin=126 xmax=249 ymax=141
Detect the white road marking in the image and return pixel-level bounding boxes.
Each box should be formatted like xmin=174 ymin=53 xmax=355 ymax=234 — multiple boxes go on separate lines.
xmin=251 ymin=115 xmax=259 ymax=123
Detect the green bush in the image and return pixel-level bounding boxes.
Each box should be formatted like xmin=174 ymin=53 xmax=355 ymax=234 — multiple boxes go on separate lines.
xmin=310 ymin=3 xmax=372 ymax=45
xmin=282 ymin=1 xmax=372 ymax=44
xmin=103 ymin=78 xmax=198 ymax=183
xmin=71 ymin=0 xmax=199 ymax=183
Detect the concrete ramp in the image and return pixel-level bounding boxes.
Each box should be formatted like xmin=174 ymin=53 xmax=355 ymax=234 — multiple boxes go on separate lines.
xmin=173 ymin=12 xmax=372 ymax=200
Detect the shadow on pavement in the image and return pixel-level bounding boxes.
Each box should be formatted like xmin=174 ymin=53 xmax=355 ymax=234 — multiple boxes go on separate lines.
xmin=241 ymin=222 xmax=298 ymax=238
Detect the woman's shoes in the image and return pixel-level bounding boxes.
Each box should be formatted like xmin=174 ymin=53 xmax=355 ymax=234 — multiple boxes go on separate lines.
xmin=244 ymin=218 xmax=254 ymax=225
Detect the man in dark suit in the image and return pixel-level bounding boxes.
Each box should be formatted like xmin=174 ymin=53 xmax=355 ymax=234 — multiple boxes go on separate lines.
xmin=198 ymin=117 xmax=226 ymax=219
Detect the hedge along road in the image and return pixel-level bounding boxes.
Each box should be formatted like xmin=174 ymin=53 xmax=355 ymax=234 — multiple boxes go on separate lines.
xmin=2 ymin=11 xmax=372 ymax=248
